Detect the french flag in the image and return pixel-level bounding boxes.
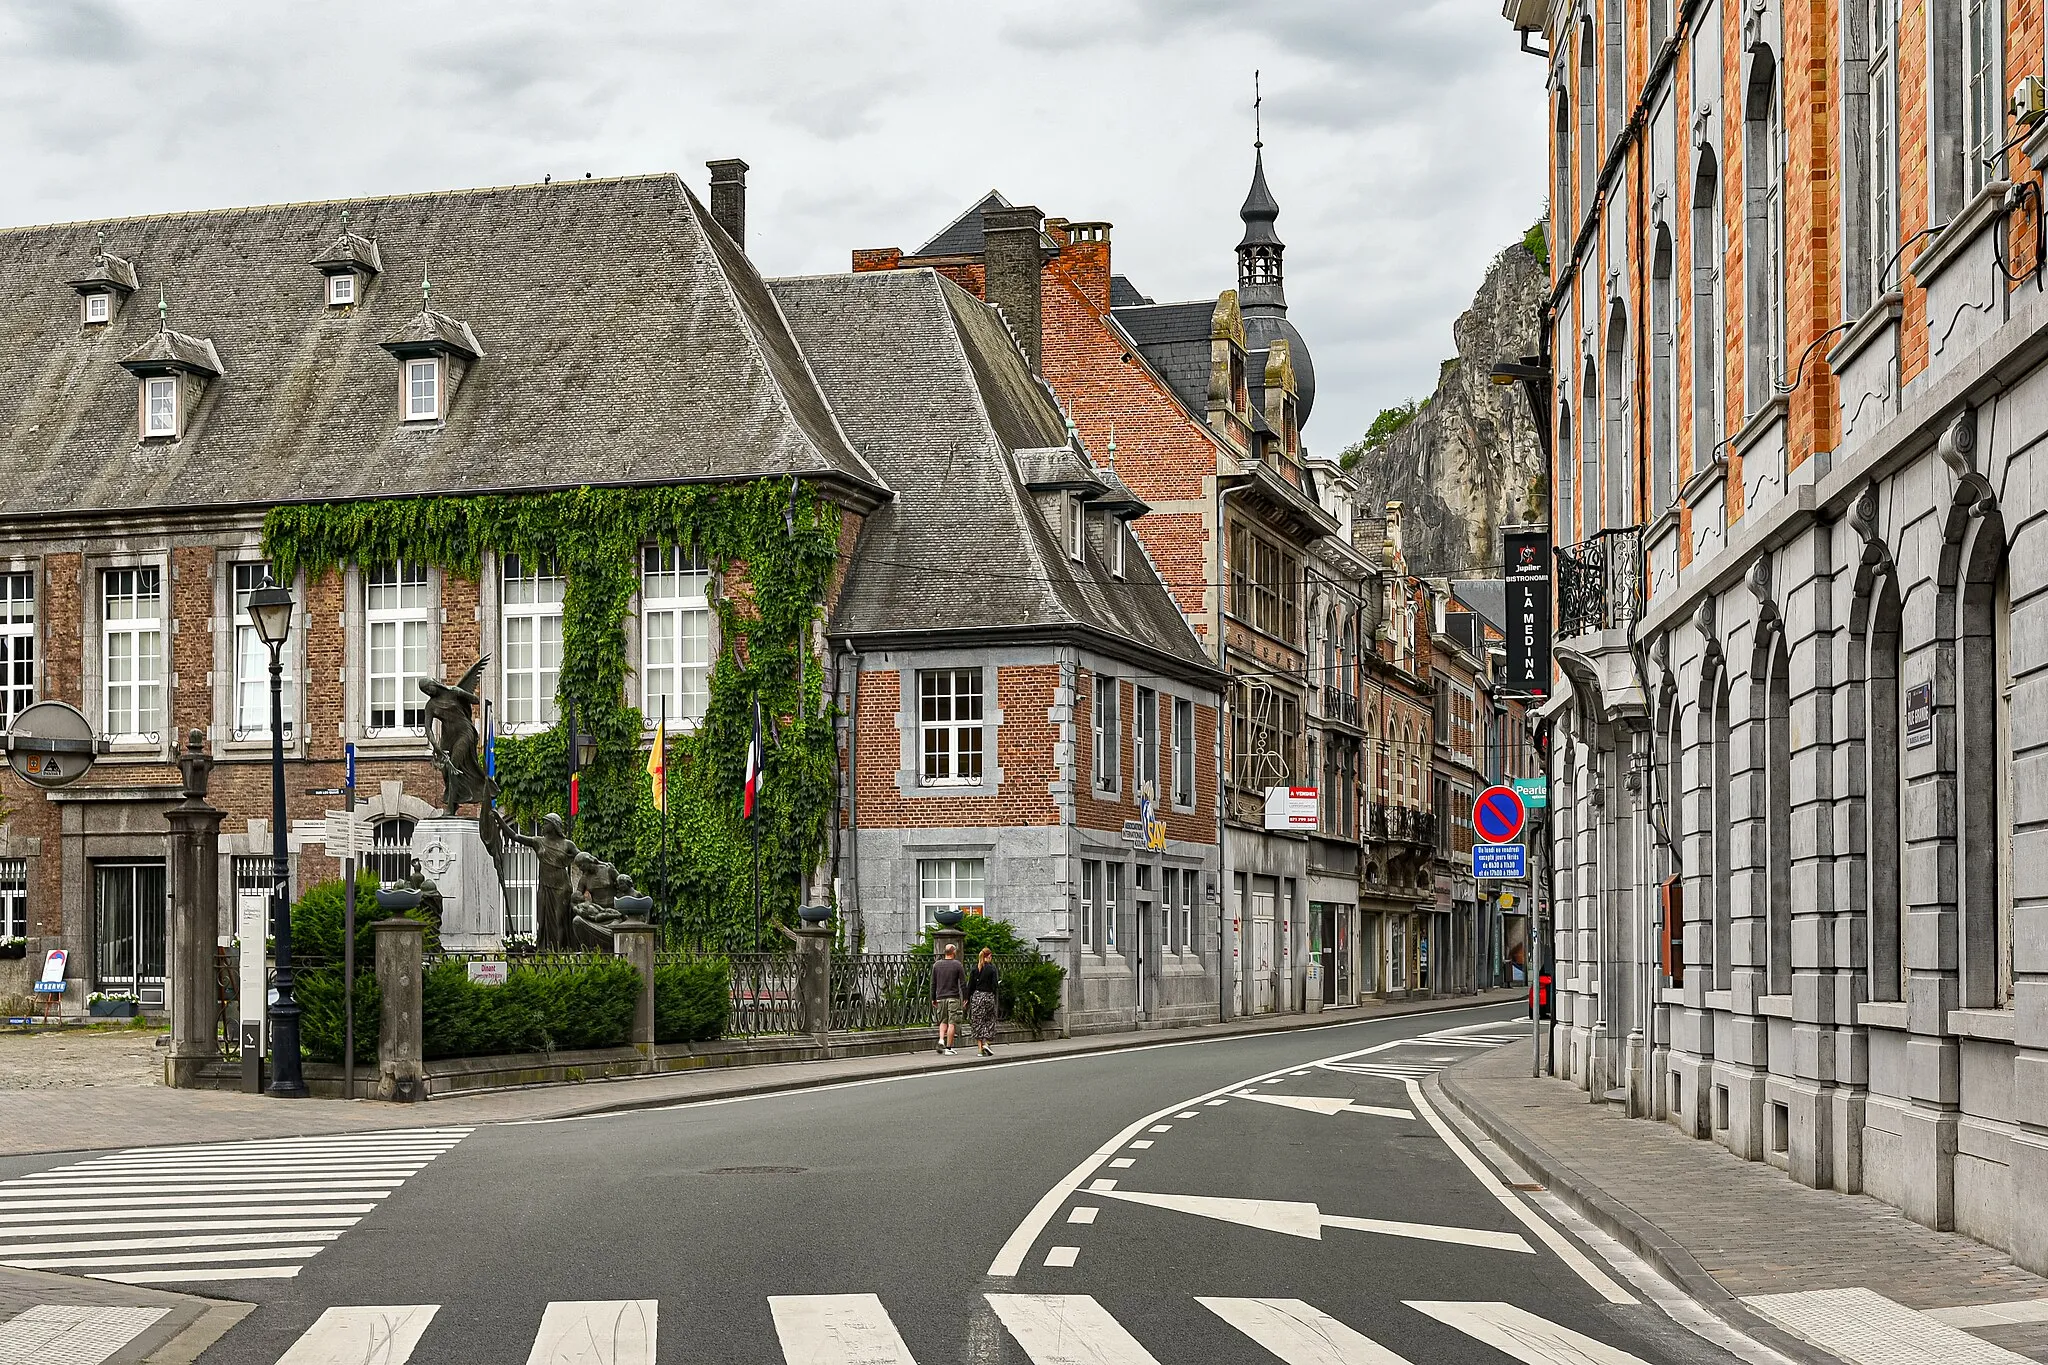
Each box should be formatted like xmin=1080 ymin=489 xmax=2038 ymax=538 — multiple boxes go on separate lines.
xmin=743 ymin=702 xmax=765 ymax=819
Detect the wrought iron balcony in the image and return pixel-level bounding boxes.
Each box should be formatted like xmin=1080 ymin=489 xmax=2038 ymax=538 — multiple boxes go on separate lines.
xmin=1320 ymin=689 xmax=1359 ymax=725
xmin=1368 ymin=802 xmax=1436 ymax=846
xmin=1556 ymin=526 xmax=1644 ymax=640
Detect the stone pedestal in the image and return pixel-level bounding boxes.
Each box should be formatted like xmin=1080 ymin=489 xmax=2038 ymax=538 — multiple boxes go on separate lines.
xmin=794 ymin=927 xmax=834 ymax=1037
xmin=165 ymin=797 xmax=224 ymax=1089
xmin=611 ymin=921 xmax=657 ymax=1061
xmin=374 ymin=918 xmax=426 ymax=1103
xmin=411 ymin=816 xmax=505 ymax=951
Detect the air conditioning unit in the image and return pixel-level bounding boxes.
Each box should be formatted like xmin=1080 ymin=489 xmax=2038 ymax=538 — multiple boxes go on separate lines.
xmin=2014 ymin=76 xmax=2046 ymax=127
xmin=1501 ymin=0 xmax=1548 ymax=30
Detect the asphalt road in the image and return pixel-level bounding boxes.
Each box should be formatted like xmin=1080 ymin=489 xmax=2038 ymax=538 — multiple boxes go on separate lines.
xmin=13 ymin=1003 xmax=1761 ymax=1363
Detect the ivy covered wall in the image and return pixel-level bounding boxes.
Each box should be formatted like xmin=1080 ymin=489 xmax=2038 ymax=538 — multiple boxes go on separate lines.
xmin=263 ymin=480 xmax=843 ymax=948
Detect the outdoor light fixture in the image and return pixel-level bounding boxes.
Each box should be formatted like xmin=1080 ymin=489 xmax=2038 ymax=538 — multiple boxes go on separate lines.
xmin=247 ymin=581 xmax=295 ymax=647
xmin=251 ymin=578 xmax=307 ymax=1098
xmin=1488 ymin=361 xmax=1549 ymax=386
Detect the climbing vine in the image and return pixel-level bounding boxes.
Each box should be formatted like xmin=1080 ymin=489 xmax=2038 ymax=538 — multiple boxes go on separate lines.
xmin=263 ymin=481 xmax=842 ymax=949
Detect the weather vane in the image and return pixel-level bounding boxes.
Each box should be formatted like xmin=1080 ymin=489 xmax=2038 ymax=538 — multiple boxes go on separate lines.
xmin=1254 ymin=70 xmax=1262 ymax=149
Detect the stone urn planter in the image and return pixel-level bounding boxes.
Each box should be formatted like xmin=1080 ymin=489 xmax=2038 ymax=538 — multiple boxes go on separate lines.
xmin=931 ymin=908 xmax=966 ymax=928
xmin=798 ymin=904 xmax=834 ymax=926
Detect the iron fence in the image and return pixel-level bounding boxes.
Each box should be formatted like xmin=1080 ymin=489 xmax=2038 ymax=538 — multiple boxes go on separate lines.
xmin=830 ymin=953 xmax=932 ymax=1032
xmin=727 ymin=952 xmax=801 ymax=1036
xmin=1368 ymin=803 xmax=1436 ymax=846
xmin=1555 ymin=526 xmax=1643 ymax=640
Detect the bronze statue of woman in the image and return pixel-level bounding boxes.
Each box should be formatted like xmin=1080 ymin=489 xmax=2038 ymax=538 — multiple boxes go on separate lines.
xmin=508 ymin=814 xmax=579 ymax=949
xmin=420 ymin=656 xmax=495 ymax=815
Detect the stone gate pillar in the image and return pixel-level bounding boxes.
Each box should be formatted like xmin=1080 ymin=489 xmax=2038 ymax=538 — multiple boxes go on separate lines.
xmin=165 ymin=732 xmax=223 ymax=1088
xmin=794 ymin=925 xmax=834 ymax=1039
xmin=611 ymin=921 xmax=657 ymax=1062
xmin=374 ymin=918 xmax=426 ymax=1102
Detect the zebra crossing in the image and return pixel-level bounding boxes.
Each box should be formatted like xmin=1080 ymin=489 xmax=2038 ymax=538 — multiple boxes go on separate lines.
xmin=0 ymin=1127 xmax=472 ymax=1286
xmin=0 ymin=1293 xmax=1669 ymax=1365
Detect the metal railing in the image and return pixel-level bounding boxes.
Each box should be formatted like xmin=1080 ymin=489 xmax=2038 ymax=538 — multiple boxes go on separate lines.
xmin=830 ymin=953 xmax=932 ymax=1032
xmin=727 ymin=952 xmax=801 ymax=1037
xmin=1368 ymin=802 xmax=1436 ymax=846
xmin=1555 ymin=526 xmax=1643 ymax=640
xmin=1321 ymin=689 xmax=1359 ymax=724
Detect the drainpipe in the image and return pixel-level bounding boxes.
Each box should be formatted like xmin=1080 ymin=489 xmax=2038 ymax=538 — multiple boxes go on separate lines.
xmin=839 ymin=644 xmax=862 ymax=950
xmin=1215 ymin=476 xmax=1235 ymax=1023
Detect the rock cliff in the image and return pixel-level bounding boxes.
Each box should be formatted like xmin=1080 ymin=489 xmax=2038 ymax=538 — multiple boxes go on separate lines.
xmin=1347 ymin=241 xmax=1546 ymax=577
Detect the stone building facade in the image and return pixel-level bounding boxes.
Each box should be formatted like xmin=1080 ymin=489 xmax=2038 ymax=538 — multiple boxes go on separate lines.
xmin=1514 ymin=0 xmax=2048 ymax=1271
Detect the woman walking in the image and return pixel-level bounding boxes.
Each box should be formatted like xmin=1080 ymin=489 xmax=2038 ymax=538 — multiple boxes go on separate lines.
xmin=967 ymin=947 xmax=1001 ymax=1058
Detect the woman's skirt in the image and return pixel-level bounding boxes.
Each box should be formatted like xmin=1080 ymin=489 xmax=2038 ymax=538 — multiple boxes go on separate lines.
xmin=969 ymin=989 xmax=998 ymax=1042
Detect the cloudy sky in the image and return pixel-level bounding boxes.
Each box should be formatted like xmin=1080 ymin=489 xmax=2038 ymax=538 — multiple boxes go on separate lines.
xmin=0 ymin=0 xmax=1547 ymax=451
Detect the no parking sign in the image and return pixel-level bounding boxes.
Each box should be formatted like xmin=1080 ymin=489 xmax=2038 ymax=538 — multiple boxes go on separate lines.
xmin=1473 ymin=785 xmax=1526 ymax=844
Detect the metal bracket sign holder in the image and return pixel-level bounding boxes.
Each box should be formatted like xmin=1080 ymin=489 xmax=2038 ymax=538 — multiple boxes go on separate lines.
xmin=3 ymin=702 xmax=111 ymax=1022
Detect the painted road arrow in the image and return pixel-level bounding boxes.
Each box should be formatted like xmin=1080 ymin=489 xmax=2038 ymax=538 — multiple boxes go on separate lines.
xmin=1232 ymin=1091 xmax=1416 ymax=1120
xmin=1094 ymin=1190 xmax=1532 ymax=1253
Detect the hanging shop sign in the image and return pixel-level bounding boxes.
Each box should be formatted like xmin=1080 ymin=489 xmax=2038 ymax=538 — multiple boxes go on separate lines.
xmin=1503 ymin=526 xmax=1552 ymax=699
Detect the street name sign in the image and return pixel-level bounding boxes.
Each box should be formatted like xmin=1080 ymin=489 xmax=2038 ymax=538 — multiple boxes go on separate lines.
xmin=1474 ymin=843 xmax=1528 ymax=879
xmin=1473 ymin=785 xmax=1526 ymax=843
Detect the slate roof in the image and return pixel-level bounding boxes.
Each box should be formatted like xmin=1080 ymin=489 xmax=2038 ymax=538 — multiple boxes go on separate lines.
xmin=1451 ymin=580 xmax=1508 ymax=636
xmin=0 ymin=174 xmax=885 ymax=520
xmin=914 ymin=191 xmax=1011 ymax=257
xmin=1109 ymin=301 xmax=1215 ymax=422
xmin=769 ymin=269 xmax=1215 ymax=681
xmin=1108 ymin=275 xmax=1152 ymax=309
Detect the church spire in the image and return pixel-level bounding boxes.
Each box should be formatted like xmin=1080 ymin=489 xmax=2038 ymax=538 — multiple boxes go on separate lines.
xmin=1236 ymin=71 xmax=1285 ymax=308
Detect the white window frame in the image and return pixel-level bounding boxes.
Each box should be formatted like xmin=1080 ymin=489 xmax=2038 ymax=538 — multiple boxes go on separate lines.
xmin=1105 ymin=861 xmax=1123 ymax=954
xmin=1109 ymin=521 xmax=1126 ymax=578
xmin=918 ymin=668 xmax=985 ymax=786
xmin=1180 ymin=865 xmax=1196 ymax=956
xmin=1080 ymin=859 xmax=1100 ymax=952
xmin=365 ymin=562 xmax=431 ymax=735
xmin=102 ymin=567 xmax=163 ymax=745
xmin=83 ymin=291 xmax=111 ymax=325
xmin=0 ymin=571 xmax=34 ymax=729
xmin=1094 ymin=674 xmax=1120 ymax=794
xmin=640 ymin=545 xmax=711 ymax=728
xmin=503 ymin=840 xmax=538 ymax=940
xmin=501 ymin=554 xmax=564 ymax=733
xmin=1965 ymin=0 xmax=2004 ymax=197
xmin=143 ymin=377 xmax=179 ymax=439
xmin=1067 ymin=497 xmax=1086 ymax=562
xmin=1868 ymin=0 xmax=1898 ymax=303
xmin=918 ymin=857 xmax=986 ymax=930
xmin=405 ymin=357 xmax=441 ymax=422
xmin=0 ymin=858 xmax=24 ymax=941
xmin=1135 ymin=685 xmax=1158 ymax=794
xmin=1173 ymin=696 xmax=1195 ymax=807
xmin=231 ymin=563 xmax=295 ymax=742
xmin=328 ymin=272 xmax=356 ymax=307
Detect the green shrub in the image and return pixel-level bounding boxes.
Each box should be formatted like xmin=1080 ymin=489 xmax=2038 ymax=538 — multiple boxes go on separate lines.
xmin=292 ymin=873 xmax=435 ymax=1064
xmin=907 ymin=914 xmax=1031 ymax=961
xmin=297 ymin=967 xmax=381 ymax=1064
xmin=421 ymin=956 xmax=641 ymax=1059
xmin=655 ymin=958 xmax=730 ymax=1043
xmin=999 ymin=959 xmax=1066 ymax=1038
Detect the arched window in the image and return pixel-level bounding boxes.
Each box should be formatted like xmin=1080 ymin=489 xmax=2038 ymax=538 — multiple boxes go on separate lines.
xmin=1957 ymin=521 xmax=2012 ymax=1008
xmin=1692 ymin=150 xmax=1725 ymax=467
xmin=1604 ymin=0 xmax=1624 ymax=148
xmin=1744 ymin=49 xmax=1786 ymax=413
xmin=1342 ymin=615 xmax=1358 ymax=697
xmin=1581 ymin=360 xmax=1600 ymax=541
xmin=1708 ymin=666 xmax=1732 ymax=989
xmin=369 ymin=817 xmax=417 ymax=886
xmin=1555 ymin=93 xmax=1573 ymax=243
xmin=1578 ymin=19 xmax=1597 ymax=217
xmin=1763 ymin=637 xmax=1794 ymax=996
xmin=1603 ymin=306 xmax=1630 ymax=529
xmin=1858 ymin=572 xmax=1906 ymax=1001
xmin=1651 ymin=226 xmax=1676 ymax=511
xmin=1323 ymin=608 xmax=1338 ymax=692
xmin=1850 ymin=0 xmax=1900 ymax=313
xmin=1557 ymin=398 xmax=1575 ymax=538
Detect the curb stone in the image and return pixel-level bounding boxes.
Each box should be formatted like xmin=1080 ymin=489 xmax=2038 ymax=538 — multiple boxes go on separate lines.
xmin=1435 ymin=1058 xmax=1849 ymax=1365
xmin=0 ymin=1265 xmax=252 ymax=1364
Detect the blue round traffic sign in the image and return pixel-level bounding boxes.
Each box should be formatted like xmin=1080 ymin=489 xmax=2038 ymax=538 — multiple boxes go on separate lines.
xmin=1474 ymin=785 xmax=1526 ymax=843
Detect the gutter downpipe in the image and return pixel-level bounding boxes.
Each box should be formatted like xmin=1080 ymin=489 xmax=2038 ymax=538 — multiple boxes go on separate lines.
xmin=1215 ymin=474 xmax=1236 ymax=1023
xmin=840 ymin=644 xmax=862 ymax=950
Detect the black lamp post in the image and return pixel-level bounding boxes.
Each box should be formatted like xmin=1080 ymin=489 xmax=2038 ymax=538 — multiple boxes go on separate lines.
xmin=248 ymin=579 xmax=307 ymax=1099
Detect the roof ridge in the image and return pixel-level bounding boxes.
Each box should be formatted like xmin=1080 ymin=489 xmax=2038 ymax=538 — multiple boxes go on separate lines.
xmin=0 ymin=172 xmax=683 ymax=238
xmin=752 ymin=268 xmax=889 ymax=493
xmin=911 ymin=188 xmax=1010 ymax=257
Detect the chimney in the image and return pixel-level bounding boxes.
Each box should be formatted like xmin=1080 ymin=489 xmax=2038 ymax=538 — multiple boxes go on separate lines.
xmin=707 ymin=158 xmax=749 ymax=250
xmin=983 ymin=204 xmax=1045 ymax=373
xmin=1058 ymin=222 xmax=1113 ymax=313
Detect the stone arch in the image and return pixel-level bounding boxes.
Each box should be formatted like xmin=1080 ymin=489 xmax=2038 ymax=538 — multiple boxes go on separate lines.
xmin=1848 ymin=482 xmax=1906 ymax=1000
xmin=1943 ymin=503 xmax=2012 ymax=1009
xmin=1696 ymin=602 xmax=1732 ymax=989
xmin=1604 ymin=300 xmax=1631 ymax=530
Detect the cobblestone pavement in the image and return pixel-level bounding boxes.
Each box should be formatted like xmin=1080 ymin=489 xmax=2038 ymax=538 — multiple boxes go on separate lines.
xmin=0 ymin=1024 xmax=167 ymax=1090
xmin=1443 ymin=1042 xmax=2048 ymax=1363
xmin=0 ymin=991 xmax=1521 ymax=1160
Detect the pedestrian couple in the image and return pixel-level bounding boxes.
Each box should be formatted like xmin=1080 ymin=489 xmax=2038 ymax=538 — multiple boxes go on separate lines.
xmin=932 ymin=943 xmax=1000 ymax=1058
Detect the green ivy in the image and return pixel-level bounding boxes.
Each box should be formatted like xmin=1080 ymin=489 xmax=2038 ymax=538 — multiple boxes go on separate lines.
xmin=263 ymin=482 xmax=842 ymax=950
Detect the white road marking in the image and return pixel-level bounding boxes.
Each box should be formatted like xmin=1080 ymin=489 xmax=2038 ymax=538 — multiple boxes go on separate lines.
xmin=1290 ymin=1070 xmax=1310 ymax=1076
xmin=1205 ymin=1099 xmax=1230 ymax=1106
xmin=1148 ymin=1125 xmax=1172 ymax=1133
xmin=1318 ymin=1215 xmax=1531 ymax=1253
xmin=1927 ymin=1298 xmax=2048 ymax=1329
xmin=1129 ymin=1141 xmax=1153 ymax=1149
xmin=1408 ymin=1301 xmax=1653 ymax=1364
xmin=4 ymin=1244 xmax=334 ymax=1271
xmin=275 ymin=1305 xmax=439 ymax=1365
xmin=1067 ymin=1208 xmax=1099 ymax=1224
xmin=1234 ymin=1093 xmax=1415 ymax=1120
xmin=95 ymin=1265 xmax=303 ymax=1284
xmin=0 ymin=1181 xmax=407 ymax=1199
xmin=1406 ymin=1079 xmax=1635 ymax=1305
xmin=0 ymin=1305 xmax=166 ymax=1365
xmin=526 ymin=1300 xmax=657 ymax=1365
xmin=986 ymin=1294 xmax=1163 ymax=1365
xmin=0 ymin=1204 xmax=380 ymax=1226
xmin=1174 ymin=1112 xmax=1198 ymax=1118
xmin=0 ymin=1218 xmax=357 ymax=1239
xmin=1199 ymin=1297 xmax=1412 ymax=1364
xmin=1108 ymin=1158 xmax=1135 ymax=1169
xmin=769 ymin=1293 xmax=913 ymax=1364
xmin=0 ymin=1230 xmax=345 ymax=1257
xmin=1088 ymin=1179 xmax=1117 ymax=1192
xmin=1742 ymin=1288 xmax=2034 ymax=1365
xmin=1044 ymin=1246 xmax=1079 ymax=1267
xmin=1092 ymin=1187 xmax=1530 ymax=1251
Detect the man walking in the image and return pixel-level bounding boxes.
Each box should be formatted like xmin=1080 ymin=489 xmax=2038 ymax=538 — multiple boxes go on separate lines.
xmin=932 ymin=942 xmax=967 ymax=1055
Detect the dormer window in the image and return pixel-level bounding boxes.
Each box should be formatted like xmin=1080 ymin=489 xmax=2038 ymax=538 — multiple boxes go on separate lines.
xmin=1067 ymin=497 xmax=1086 ymax=562
xmin=143 ymin=378 xmax=179 ymax=438
xmin=328 ymin=273 xmax=356 ymax=307
xmin=1110 ymin=523 xmax=1126 ymax=579
xmin=406 ymin=358 xmax=441 ymax=422
xmin=83 ymin=292 xmax=111 ymax=325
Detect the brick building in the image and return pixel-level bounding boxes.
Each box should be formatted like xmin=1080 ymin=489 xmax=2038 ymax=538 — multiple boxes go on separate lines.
xmin=1508 ymin=0 xmax=2048 ymax=1271
xmin=850 ymin=147 xmax=1482 ymax=1012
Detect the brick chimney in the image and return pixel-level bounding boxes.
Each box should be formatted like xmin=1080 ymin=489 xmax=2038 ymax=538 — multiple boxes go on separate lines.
xmin=707 ymin=159 xmax=749 ymax=250
xmin=983 ymin=204 xmax=1045 ymax=373
xmin=1057 ymin=222 xmax=1113 ymax=313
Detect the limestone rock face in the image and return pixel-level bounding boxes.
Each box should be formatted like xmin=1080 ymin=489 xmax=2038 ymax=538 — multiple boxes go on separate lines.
xmin=1350 ymin=242 xmax=1546 ymax=576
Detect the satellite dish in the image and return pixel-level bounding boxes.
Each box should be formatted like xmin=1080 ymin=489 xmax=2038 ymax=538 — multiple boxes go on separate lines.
xmin=4 ymin=700 xmax=108 ymax=789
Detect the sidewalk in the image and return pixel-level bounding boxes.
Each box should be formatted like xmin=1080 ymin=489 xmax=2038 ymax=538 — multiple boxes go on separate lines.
xmin=1440 ymin=1043 xmax=2048 ymax=1364
xmin=1 ymin=988 xmax=1520 ymax=1158
xmin=0 ymin=1264 xmax=247 ymax=1364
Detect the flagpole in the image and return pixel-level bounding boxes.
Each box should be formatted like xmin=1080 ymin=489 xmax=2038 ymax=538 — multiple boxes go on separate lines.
xmin=752 ymin=698 xmax=764 ymax=953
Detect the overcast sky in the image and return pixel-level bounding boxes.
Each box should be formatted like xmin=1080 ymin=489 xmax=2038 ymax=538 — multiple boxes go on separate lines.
xmin=0 ymin=0 xmax=1546 ymax=452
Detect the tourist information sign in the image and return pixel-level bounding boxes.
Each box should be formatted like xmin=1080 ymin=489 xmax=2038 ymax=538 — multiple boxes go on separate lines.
xmin=3 ymin=701 xmax=108 ymax=789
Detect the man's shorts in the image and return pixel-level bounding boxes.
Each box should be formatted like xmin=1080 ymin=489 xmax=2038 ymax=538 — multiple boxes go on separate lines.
xmin=935 ymin=997 xmax=963 ymax=1024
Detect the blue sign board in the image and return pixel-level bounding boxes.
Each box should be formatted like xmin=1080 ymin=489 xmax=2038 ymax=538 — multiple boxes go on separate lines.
xmin=1473 ymin=843 xmax=1527 ymax=880
xmin=345 ymin=742 xmax=356 ymax=791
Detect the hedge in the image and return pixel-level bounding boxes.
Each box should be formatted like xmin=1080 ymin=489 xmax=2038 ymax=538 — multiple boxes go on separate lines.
xmin=654 ymin=958 xmax=731 ymax=1043
xmin=423 ymin=956 xmax=641 ymax=1059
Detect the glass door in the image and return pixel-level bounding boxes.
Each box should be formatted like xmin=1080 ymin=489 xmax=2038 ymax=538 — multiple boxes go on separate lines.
xmin=95 ymin=862 xmax=168 ymax=1007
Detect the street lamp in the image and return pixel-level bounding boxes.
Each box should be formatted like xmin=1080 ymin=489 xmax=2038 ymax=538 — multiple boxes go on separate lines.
xmin=248 ymin=580 xmax=307 ymax=1099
